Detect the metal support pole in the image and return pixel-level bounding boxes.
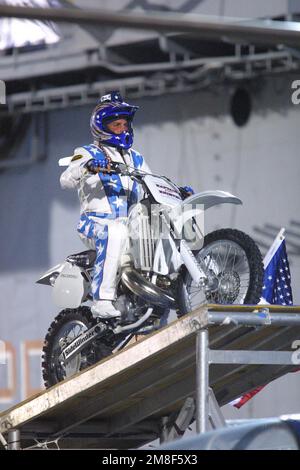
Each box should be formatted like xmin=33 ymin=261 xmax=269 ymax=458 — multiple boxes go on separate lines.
xmin=208 ymin=311 xmax=300 ymax=326
xmin=165 ymin=397 xmax=196 ymax=442
xmin=208 ymin=387 xmax=226 ymax=429
xmin=7 ymin=429 xmax=21 ymax=450
xmin=0 ymin=433 xmax=8 ymax=449
xmin=159 ymin=417 xmax=169 ymax=444
xmin=196 ymin=329 xmax=209 ymax=434
xmin=0 ymin=5 xmax=299 ymax=49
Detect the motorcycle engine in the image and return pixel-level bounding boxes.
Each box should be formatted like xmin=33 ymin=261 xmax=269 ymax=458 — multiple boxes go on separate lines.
xmin=114 ymin=294 xmax=148 ymax=324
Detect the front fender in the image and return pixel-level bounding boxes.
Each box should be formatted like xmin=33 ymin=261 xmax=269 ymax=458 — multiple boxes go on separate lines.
xmin=169 ymin=191 xmax=242 ymax=248
xmin=182 ymin=190 xmax=242 ymax=210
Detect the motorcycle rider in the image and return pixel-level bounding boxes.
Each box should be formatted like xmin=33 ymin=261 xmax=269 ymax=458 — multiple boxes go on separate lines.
xmin=60 ymin=91 xmax=194 ymax=320
xmin=60 ymin=91 xmax=152 ymax=319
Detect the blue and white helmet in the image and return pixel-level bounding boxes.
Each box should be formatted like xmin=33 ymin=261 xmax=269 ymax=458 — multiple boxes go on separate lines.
xmin=90 ymin=91 xmax=138 ymax=150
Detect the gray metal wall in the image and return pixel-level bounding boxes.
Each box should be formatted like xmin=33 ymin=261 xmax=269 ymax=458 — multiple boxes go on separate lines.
xmin=72 ymin=0 xmax=300 ymax=48
xmin=76 ymin=0 xmax=297 ymax=19
xmin=1 ymin=75 xmax=300 ymax=420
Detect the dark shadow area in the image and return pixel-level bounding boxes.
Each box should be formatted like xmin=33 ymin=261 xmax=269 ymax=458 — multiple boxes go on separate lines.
xmin=230 ymin=87 xmax=252 ymax=127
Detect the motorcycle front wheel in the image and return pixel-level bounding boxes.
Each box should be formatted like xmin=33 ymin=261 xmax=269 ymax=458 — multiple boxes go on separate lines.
xmin=177 ymin=228 xmax=264 ymax=316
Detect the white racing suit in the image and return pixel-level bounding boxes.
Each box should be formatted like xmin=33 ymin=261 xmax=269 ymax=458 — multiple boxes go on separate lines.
xmin=60 ymin=143 xmax=150 ymax=301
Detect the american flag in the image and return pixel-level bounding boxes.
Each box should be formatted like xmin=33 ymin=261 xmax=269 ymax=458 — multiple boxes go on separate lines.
xmin=261 ymin=231 xmax=293 ymax=305
xmin=233 ymin=228 xmax=293 ymax=409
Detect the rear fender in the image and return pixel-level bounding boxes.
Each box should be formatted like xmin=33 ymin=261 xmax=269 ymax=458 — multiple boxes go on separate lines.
xmin=53 ymin=262 xmax=90 ymax=309
xmin=36 ymin=263 xmax=64 ymax=286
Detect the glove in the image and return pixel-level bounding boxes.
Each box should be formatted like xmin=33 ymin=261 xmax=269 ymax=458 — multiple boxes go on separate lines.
xmin=181 ymin=185 xmax=194 ymax=195
xmin=179 ymin=185 xmax=195 ymax=199
xmin=85 ymin=158 xmax=111 ymax=174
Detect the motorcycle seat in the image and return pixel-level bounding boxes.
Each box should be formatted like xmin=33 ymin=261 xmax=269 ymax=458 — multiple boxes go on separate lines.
xmin=66 ymin=250 xmax=96 ymax=268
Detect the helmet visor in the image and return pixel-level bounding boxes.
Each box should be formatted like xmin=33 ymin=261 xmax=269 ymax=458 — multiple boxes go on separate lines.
xmin=102 ymin=114 xmax=132 ymax=134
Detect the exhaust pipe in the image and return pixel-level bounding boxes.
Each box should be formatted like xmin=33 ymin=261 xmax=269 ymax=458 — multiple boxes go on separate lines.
xmin=121 ymin=267 xmax=175 ymax=308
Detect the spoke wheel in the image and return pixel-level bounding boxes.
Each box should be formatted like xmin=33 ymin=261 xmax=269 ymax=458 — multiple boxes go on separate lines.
xmin=42 ymin=307 xmax=112 ymax=388
xmin=178 ymin=229 xmax=263 ymax=317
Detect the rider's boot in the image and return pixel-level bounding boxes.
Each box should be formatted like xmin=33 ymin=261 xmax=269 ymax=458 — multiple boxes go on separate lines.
xmin=91 ymin=300 xmax=122 ymax=319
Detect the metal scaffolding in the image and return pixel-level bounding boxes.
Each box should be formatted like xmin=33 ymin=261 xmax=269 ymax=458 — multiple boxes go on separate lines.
xmin=0 ymin=7 xmax=299 ymax=115
xmin=2 ymin=50 xmax=298 ymax=115
xmin=1 ymin=304 xmax=300 ymax=449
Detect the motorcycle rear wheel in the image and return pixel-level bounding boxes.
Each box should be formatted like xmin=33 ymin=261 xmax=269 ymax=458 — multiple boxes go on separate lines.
xmin=42 ymin=307 xmax=112 ymax=388
xmin=177 ymin=228 xmax=264 ymax=317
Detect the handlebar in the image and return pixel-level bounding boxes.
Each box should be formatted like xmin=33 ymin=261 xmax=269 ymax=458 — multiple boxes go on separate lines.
xmin=83 ymin=160 xmax=182 ymax=195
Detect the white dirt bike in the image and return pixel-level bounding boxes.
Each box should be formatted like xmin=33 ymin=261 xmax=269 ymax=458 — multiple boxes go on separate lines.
xmin=38 ymin=162 xmax=263 ymax=387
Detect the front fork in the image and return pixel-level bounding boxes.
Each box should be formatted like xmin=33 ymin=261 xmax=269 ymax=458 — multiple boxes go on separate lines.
xmin=165 ymin=212 xmax=217 ymax=291
xmin=180 ymin=239 xmax=218 ymax=291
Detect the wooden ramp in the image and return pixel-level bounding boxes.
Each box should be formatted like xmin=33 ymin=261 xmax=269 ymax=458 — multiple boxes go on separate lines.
xmin=1 ymin=304 xmax=300 ymax=449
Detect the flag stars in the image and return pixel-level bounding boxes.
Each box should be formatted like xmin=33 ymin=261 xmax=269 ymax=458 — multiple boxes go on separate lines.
xmin=90 ymin=147 xmax=98 ymax=156
xmin=107 ymin=180 xmax=119 ymax=189
xmin=264 ymin=239 xmax=293 ymax=303
xmin=112 ymin=198 xmax=125 ymax=208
